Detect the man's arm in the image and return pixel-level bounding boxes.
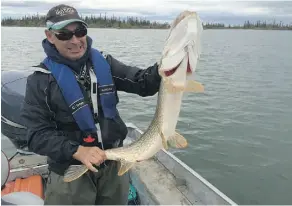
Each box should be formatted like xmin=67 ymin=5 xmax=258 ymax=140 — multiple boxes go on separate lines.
xmin=105 ymin=54 xmax=161 ymax=96
xmin=20 ymin=73 xmax=80 ymax=162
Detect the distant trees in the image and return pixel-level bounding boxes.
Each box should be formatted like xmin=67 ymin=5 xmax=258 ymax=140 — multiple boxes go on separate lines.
xmin=203 ymin=21 xmax=292 ymax=30
xmin=203 ymin=22 xmax=225 ymax=29
xmin=1 ymin=13 xmax=291 ymax=30
xmin=1 ymin=13 xmax=170 ymax=29
xmin=242 ymin=20 xmax=292 ymax=30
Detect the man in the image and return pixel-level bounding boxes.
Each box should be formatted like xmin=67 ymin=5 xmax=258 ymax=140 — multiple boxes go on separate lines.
xmin=20 ymin=4 xmax=161 ymax=205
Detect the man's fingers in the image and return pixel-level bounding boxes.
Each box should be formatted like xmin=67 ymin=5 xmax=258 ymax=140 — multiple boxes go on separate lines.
xmin=85 ymin=161 xmax=98 ymax=172
xmin=81 ymin=147 xmax=106 ymax=169
xmin=90 ymin=152 xmax=102 ymax=161
xmin=89 ymin=155 xmax=103 ymax=166
xmin=93 ymin=147 xmax=107 ymax=160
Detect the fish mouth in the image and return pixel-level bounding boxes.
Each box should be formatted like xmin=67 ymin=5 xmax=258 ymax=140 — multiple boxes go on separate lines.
xmin=164 ymin=58 xmax=192 ymax=77
xmin=164 ymin=65 xmax=178 ymax=77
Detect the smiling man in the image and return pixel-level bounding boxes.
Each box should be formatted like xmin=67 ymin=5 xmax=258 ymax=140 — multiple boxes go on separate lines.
xmin=20 ymin=4 xmax=161 ymax=205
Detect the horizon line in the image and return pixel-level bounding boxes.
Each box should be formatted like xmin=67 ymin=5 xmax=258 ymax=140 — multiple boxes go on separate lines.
xmin=2 ymin=13 xmax=292 ymax=26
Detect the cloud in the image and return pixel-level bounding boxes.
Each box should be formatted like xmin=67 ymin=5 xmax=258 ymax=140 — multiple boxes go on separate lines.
xmin=1 ymin=0 xmax=292 ymax=24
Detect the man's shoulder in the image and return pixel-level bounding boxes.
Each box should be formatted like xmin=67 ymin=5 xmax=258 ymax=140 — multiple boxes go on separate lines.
xmin=91 ymin=47 xmax=115 ymax=61
xmin=97 ymin=50 xmax=116 ymax=67
xmin=100 ymin=50 xmax=110 ymax=59
xmin=31 ymin=65 xmax=51 ymax=74
xmin=26 ymin=64 xmax=51 ymax=83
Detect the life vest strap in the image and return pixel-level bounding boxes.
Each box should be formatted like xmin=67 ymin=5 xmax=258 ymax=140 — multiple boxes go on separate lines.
xmin=40 ymin=48 xmax=117 ymax=146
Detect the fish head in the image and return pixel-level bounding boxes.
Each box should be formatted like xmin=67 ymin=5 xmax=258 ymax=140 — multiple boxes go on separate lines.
xmin=158 ymin=11 xmax=203 ymax=88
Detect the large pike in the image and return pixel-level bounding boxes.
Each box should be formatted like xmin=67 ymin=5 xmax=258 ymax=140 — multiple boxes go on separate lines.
xmin=64 ymin=10 xmax=204 ymax=182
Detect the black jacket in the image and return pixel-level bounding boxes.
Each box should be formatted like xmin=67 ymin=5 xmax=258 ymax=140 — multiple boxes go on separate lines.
xmin=20 ymin=53 xmax=161 ymax=174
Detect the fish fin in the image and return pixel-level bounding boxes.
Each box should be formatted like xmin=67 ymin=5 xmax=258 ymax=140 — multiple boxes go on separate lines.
xmin=63 ymin=165 xmax=89 ymax=182
xmin=118 ymin=160 xmax=135 ymax=176
xmin=184 ymin=80 xmax=204 ymax=93
xmin=160 ymin=130 xmax=169 ymax=150
xmin=164 ymin=79 xmax=204 ymax=93
xmin=167 ymin=132 xmax=188 ymax=148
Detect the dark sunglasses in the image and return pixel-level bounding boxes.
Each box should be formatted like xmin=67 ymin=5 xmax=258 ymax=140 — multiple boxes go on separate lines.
xmin=51 ymin=27 xmax=87 ymax=41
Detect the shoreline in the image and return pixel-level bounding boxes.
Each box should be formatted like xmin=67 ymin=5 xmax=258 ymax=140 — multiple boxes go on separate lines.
xmin=1 ymin=25 xmax=291 ymax=31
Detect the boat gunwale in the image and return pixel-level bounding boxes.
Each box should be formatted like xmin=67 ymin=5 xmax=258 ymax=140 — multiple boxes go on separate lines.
xmin=125 ymin=123 xmax=237 ymax=205
xmin=3 ymin=123 xmax=236 ymax=205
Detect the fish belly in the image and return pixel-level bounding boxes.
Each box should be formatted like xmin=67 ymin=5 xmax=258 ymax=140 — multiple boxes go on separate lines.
xmin=161 ymin=92 xmax=183 ymax=139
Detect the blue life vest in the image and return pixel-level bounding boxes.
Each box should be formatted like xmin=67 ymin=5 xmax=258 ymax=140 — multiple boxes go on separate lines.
xmin=42 ymin=48 xmax=117 ymax=134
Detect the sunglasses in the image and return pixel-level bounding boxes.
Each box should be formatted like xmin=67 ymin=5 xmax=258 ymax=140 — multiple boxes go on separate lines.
xmin=51 ymin=27 xmax=87 ymax=41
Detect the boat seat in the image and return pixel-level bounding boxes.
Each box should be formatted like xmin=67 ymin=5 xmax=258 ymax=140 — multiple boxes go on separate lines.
xmin=1 ymin=175 xmax=44 ymax=205
xmin=2 ymin=192 xmax=44 ymax=205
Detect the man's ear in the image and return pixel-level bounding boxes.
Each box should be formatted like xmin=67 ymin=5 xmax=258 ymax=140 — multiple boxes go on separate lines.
xmin=45 ymin=29 xmax=55 ymax=44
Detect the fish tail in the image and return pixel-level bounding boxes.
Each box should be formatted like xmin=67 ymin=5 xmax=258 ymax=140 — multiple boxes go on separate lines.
xmin=63 ymin=164 xmax=90 ymax=182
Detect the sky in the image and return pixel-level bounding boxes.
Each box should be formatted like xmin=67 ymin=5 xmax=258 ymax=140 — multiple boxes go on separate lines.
xmin=1 ymin=0 xmax=292 ymax=25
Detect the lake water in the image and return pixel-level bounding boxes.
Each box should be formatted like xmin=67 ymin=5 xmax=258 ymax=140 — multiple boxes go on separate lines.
xmin=1 ymin=27 xmax=292 ymax=205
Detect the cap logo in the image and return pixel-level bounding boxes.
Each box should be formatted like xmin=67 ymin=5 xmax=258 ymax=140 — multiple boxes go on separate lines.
xmin=55 ymin=7 xmax=75 ymax=16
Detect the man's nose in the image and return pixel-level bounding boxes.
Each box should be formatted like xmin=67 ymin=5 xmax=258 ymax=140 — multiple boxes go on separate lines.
xmin=70 ymin=35 xmax=80 ymax=43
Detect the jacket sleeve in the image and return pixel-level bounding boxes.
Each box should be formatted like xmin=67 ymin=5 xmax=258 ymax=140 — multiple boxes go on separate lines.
xmin=20 ymin=72 xmax=80 ymax=162
xmin=105 ymin=54 xmax=161 ymax=96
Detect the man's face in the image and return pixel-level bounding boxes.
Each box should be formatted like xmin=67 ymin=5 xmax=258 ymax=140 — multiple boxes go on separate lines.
xmin=45 ymin=22 xmax=87 ymax=60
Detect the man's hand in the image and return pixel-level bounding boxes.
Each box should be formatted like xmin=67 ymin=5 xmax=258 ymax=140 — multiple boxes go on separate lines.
xmin=73 ymin=146 xmax=106 ymax=172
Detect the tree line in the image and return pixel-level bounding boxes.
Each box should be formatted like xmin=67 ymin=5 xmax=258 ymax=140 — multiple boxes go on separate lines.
xmin=1 ymin=13 xmax=169 ymax=29
xmin=2 ymin=13 xmax=292 ymax=30
xmin=242 ymin=20 xmax=291 ymax=30
xmin=203 ymin=21 xmax=292 ymax=30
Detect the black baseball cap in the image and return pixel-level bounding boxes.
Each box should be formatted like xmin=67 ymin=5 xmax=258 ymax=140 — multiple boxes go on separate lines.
xmin=45 ymin=4 xmax=88 ymax=30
